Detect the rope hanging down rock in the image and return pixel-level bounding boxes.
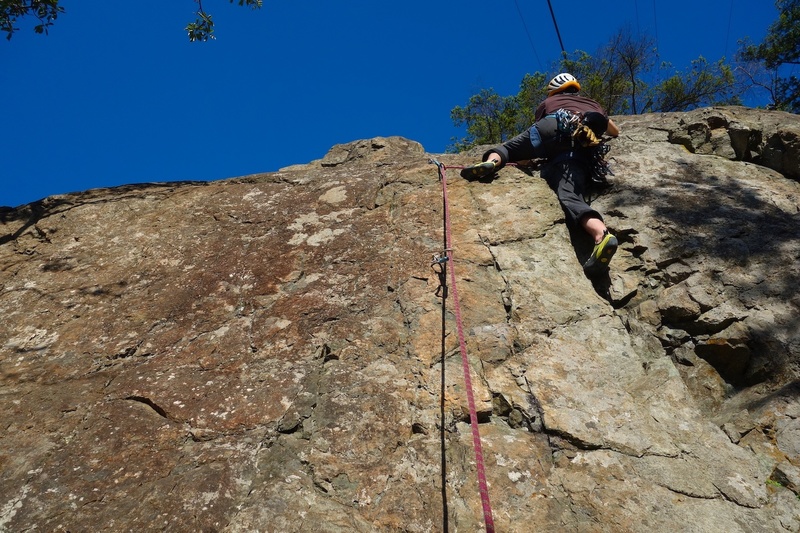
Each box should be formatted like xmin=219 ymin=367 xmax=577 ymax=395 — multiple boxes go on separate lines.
xmin=429 ymin=159 xmax=495 ymax=533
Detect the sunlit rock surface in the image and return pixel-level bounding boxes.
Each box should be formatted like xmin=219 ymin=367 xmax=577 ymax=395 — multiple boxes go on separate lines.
xmin=1 ymin=108 xmax=799 ymax=531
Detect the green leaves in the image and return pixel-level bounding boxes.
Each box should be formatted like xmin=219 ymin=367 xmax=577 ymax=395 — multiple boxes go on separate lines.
xmin=186 ymin=10 xmax=215 ymax=42
xmin=653 ymin=57 xmax=739 ymax=112
xmin=186 ymin=0 xmax=264 ymax=42
xmin=449 ymin=79 xmax=546 ymax=152
xmin=741 ymin=0 xmax=800 ymax=69
xmin=2 ymin=0 xmax=264 ymax=42
xmin=737 ymin=0 xmax=800 ymax=111
xmin=233 ymin=0 xmax=263 ymax=8
xmin=1 ymin=0 xmax=64 ymax=40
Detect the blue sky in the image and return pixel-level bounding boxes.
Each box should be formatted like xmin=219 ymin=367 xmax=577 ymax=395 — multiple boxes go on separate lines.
xmin=1 ymin=0 xmax=781 ymax=208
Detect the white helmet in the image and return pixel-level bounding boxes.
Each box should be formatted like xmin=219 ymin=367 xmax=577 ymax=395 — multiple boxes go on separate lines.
xmin=547 ymin=73 xmax=581 ymax=96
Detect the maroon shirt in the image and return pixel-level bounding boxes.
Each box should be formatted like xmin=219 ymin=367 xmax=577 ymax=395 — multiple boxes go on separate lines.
xmin=534 ymin=92 xmax=607 ymax=121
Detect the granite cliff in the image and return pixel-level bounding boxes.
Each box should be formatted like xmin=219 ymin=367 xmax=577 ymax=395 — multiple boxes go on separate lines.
xmin=1 ymin=106 xmax=800 ymax=531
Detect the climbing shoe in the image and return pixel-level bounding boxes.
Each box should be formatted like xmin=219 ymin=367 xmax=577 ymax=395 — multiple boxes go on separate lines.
xmin=583 ymin=231 xmax=618 ymax=274
xmin=460 ymin=161 xmax=497 ymax=180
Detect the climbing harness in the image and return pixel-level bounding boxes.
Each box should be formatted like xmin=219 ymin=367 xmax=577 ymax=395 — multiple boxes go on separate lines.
xmin=429 ymin=158 xmax=495 ymax=533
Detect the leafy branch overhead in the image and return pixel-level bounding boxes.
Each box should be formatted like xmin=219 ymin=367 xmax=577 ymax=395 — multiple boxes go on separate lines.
xmin=0 ymin=0 xmax=263 ymax=41
xmin=0 ymin=0 xmax=63 ymax=40
xmin=738 ymin=0 xmax=800 ymax=112
xmin=186 ymin=0 xmax=263 ymax=42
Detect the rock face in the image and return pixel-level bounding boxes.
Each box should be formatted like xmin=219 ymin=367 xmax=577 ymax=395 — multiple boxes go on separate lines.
xmin=1 ymin=108 xmax=799 ymax=532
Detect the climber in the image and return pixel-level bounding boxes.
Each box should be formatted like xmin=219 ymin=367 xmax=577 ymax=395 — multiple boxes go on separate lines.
xmin=460 ymin=73 xmax=621 ymax=275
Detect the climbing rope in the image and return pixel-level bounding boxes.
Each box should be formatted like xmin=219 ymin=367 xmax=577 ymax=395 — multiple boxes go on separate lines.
xmin=429 ymin=158 xmax=495 ymax=533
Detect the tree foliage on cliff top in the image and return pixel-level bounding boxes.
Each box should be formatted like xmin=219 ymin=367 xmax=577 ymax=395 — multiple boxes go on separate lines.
xmin=450 ymin=27 xmax=740 ymax=151
xmin=738 ymin=0 xmax=800 ymax=112
xmin=451 ymin=0 xmax=800 ymax=151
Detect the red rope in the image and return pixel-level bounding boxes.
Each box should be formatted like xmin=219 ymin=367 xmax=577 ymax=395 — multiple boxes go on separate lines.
xmin=432 ymin=159 xmax=495 ymax=533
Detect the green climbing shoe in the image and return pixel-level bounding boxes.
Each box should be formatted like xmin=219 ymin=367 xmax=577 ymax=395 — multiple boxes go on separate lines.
xmin=583 ymin=231 xmax=618 ymax=274
xmin=460 ymin=161 xmax=497 ymax=180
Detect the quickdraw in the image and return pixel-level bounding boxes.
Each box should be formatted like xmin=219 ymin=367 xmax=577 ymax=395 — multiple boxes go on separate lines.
xmin=431 ymin=251 xmax=450 ymax=298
